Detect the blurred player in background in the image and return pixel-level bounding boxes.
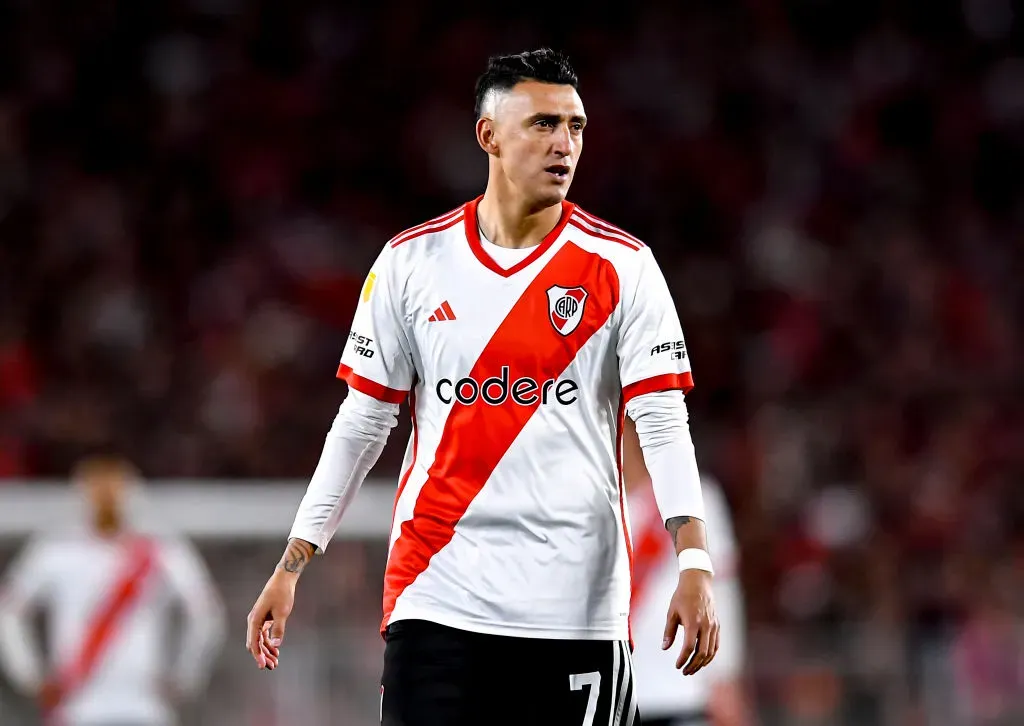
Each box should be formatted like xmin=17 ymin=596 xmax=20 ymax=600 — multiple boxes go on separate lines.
xmin=247 ymin=48 xmax=719 ymax=725
xmin=623 ymin=419 xmax=754 ymax=726
xmin=0 ymin=453 xmax=226 ymax=726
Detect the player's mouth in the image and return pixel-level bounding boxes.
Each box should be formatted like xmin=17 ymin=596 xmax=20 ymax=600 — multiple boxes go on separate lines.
xmin=545 ymin=164 xmax=571 ymax=182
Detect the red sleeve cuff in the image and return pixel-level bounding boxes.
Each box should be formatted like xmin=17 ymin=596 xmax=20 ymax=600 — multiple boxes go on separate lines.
xmin=337 ymin=363 xmax=408 ymax=404
xmin=622 ymin=372 xmax=694 ymax=405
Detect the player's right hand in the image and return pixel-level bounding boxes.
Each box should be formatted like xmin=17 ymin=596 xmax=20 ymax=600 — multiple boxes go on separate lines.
xmin=246 ymin=571 xmax=294 ymax=671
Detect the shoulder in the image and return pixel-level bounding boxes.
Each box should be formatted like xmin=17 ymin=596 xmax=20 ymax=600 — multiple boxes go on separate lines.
xmin=370 ymin=203 xmax=469 ymax=280
xmin=148 ymin=533 xmax=196 ymax=557
xmin=8 ymin=534 xmax=74 ymax=572
xmin=386 ymin=204 xmax=468 ymax=252
xmin=148 ymin=535 xmax=207 ymax=576
xmin=565 ymin=204 xmax=653 ymax=278
xmin=566 ymin=205 xmax=647 ymax=254
xmin=27 ymin=533 xmax=80 ymax=556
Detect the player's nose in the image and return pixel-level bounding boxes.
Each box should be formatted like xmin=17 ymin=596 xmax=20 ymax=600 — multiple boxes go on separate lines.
xmin=551 ymin=126 xmax=572 ymax=156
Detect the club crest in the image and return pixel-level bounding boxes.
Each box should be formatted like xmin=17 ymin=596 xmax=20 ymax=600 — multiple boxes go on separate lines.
xmin=547 ymin=285 xmax=589 ymax=335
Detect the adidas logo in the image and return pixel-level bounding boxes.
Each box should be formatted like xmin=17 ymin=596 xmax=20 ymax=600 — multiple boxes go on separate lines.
xmin=428 ymin=301 xmax=457 ymax=322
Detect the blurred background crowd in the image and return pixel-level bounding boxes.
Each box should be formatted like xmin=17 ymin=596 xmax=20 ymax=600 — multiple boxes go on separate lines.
xmin=1 ymin=0 xmax=1023 ymax=724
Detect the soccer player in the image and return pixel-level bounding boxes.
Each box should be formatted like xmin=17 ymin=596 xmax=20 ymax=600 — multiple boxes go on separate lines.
xmin=0 ymin=454 xmax=226 ymax=726
xmin=623 ymin=419 xmax=754 ymax=726
xmin=246 ymin=48 xmax=719 ymax=726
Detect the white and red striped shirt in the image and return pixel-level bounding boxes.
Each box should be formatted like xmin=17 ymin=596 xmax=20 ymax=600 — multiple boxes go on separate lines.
xmin=0 ymin=531 xmax=225 ymax=726
xmin=312 ymin=197 xmax=694 ymax=640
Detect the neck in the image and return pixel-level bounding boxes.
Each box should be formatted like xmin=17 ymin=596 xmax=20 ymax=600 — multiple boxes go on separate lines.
xmin=93 ymin=514 xmax=123 ymax=538
xmin=477 ymin=183 xmax=564 ymax=250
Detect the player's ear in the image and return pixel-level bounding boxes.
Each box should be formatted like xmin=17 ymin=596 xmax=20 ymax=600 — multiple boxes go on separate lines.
xmin=476 ymin=116 xmax=499 ymax=156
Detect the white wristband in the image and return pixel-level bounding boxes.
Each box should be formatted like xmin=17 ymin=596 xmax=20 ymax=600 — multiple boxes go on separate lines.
xmin=677 ymin=548 xmax=714 ymax=575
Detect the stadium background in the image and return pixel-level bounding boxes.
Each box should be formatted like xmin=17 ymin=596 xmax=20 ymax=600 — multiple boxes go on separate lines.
xmin=1 ymin=0 xmax=1023 ymax=724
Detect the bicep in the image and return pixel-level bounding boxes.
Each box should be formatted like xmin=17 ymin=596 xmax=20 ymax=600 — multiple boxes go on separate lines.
xmin=337 ymin=247 xmax=416 ymax=403
xmin=616 ymin=252 xmax=693 ymax=401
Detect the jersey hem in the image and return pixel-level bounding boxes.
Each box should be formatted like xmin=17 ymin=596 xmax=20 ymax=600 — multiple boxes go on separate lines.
xmin=386 ymin=607 xmax=629 ymax=642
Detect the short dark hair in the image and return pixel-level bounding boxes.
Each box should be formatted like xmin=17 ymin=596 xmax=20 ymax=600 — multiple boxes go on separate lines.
xmin=474 ymin=48 xmax=579 ymax=119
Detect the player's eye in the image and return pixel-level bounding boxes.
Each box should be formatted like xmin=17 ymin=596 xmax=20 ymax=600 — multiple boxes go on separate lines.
xmin=535 ymin=119 xmax=554 ymax=128
xmin=571 ymin=123 xmax=584 ymax=132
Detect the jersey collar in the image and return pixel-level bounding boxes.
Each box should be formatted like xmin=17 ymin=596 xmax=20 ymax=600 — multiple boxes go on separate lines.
xmin=464 ymin=195 xmax=575 ymax=278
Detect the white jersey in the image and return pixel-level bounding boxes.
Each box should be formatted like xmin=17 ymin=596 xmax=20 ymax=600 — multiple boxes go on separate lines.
xmin=338 ymin=196 xmax=693 ymax=640
xmin=0 ymin=530 xmax=226 ymax=726
xmin=629 ymin=477 xmax=745 ymax=717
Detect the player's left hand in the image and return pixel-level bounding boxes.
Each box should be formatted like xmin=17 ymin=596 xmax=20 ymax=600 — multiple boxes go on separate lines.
xmin=662 ymin=569 xmax=719 ymax=675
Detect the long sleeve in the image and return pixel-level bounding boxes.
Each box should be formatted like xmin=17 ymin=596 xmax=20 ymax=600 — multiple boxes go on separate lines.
xmin=288 ymin=388 xmax=401 ymax=552
xmin=625 ymin=389 xmax=706 ymax=523
xmin=160 ymin=538 xmax=227 ymax=697
xmin=0 ymin=538 xmax=54 ymax=694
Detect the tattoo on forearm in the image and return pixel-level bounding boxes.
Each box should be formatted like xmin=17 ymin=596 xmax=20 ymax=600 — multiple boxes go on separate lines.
xmin=665 ymin=516 xmax=692 ymax=544
xmin=278 ymin=539 xmax=313 ymax=575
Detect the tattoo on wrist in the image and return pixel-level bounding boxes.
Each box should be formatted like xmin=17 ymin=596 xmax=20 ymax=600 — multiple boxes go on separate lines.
xmin=665 ymin=516 xmax=692 ymax=545
xmin=278 ymin=539 xmax=312 ymax=575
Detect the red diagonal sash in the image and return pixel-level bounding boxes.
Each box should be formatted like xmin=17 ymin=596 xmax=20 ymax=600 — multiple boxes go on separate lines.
xmin=46 ymin=537 xmax=157 ymax=718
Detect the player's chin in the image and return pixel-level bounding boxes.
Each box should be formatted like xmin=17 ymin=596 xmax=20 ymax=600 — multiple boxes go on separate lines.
xmin=534 ymin=179 xmax=572 ymax=206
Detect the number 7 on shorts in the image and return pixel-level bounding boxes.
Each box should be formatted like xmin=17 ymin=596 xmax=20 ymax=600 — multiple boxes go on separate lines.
xmin=569 ymin=671 xmax=601 ymax=726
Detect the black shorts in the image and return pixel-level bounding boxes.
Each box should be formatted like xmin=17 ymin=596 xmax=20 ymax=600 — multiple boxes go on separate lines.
xmin=381 ymin=619 xmax=639 ymax=726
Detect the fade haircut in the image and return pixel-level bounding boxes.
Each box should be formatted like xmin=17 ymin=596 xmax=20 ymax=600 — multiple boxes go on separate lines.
xmin=474 ymin=48 xmax=579 ymax=120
